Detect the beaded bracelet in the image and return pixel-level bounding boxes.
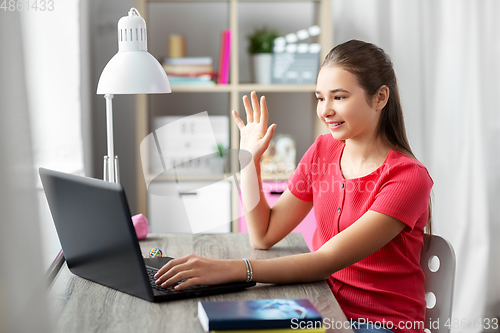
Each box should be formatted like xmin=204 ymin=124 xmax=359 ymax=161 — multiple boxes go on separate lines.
xmin=242 ymin=258 xmax=253 ymax=282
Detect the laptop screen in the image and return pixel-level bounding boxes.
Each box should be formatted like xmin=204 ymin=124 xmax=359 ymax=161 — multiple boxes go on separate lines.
xmin=40 ymin=168 xmax=154 ymax=301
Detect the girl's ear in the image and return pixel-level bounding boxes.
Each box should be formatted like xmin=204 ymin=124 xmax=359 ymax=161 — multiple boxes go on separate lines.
xmin=375 ymin=85 xmax=390 ymax=111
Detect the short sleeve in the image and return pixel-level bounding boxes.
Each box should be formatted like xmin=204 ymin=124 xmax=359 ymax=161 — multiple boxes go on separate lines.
xmin=369 ymin=163 xmax=433 ymax=230
xmin=287 ymin=137 xmax=320 ymax=202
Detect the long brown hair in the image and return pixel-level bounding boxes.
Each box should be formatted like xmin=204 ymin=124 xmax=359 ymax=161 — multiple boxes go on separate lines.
xmin=321 ymin=40 xmax=432 ymax=234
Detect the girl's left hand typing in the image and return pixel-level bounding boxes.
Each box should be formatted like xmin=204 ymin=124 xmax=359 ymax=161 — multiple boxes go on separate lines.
xmin=154 ymin=254 xmax=247 ymax=290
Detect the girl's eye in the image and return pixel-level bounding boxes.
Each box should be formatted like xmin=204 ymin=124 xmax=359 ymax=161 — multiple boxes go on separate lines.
xmin=316 ymin=97 xmax=324 ymax=102
xmin=334 ymin=96 xmax=345 ymax=100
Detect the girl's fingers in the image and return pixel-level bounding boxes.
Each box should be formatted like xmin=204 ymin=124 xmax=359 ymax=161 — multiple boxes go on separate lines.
xmin=173 ymin=276 xmax=203 ymax=291
xmin=232 ymin=110 xmax=245 ymax=130
xmin=264 ymin=124 xmax=277 ymax=144
xmin=242 ymin=95 xmax=254 ymax=123
xmin=155 ymin=259 xmax=194 ymax=285
xmin=155 ymin=256 xmax=187 ymax=278
xmin=251 ymin=91 xmax=261 ymax=123
xmin=242 ymin=92 xmax=267 ymax=126
xmin=154 ymin=265 xmax=177 ymax=285
xmin=160 ymin=269 xmax=193 ymax=288
xmin=260 ymin=96 xmax=268 ymax=125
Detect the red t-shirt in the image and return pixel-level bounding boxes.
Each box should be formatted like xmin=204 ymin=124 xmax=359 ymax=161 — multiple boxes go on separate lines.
xmin=288 ymin=134 xmax=433 ymax=333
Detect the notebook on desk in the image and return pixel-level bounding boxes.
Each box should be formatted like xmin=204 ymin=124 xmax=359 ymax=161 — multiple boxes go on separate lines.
xmin=39 ymin=168 xmax=255 ymax=302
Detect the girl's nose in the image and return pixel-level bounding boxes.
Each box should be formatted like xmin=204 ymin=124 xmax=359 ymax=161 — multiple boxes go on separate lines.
xmin=319 ymin=102 xmax=335 ymax=118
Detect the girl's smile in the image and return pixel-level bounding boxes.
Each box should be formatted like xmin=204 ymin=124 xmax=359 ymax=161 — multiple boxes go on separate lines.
xmin=325 ymin=120 xmax=345 ymax=130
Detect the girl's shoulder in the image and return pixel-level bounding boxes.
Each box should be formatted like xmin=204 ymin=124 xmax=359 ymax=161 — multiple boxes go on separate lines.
xmin=385 ymin=149 xmax=433 ymax=184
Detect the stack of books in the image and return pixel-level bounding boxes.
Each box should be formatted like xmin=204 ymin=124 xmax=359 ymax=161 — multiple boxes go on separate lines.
xmin=162 ymin=57 xmax=216 ymax=86
xmin=198 ymin=299 xmax=326 ymax=332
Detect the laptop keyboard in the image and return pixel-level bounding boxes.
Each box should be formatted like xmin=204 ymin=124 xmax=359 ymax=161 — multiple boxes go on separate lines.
xmin=145 ymin=265 xmax=205 ymax=294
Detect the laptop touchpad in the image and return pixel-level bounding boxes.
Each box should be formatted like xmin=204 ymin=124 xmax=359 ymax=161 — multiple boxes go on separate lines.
xmin=143 ymin=256 xmax=174 ymax=269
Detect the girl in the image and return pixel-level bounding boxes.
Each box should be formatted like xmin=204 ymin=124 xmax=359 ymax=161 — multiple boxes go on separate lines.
xmin=154 ymin=40 xmax=432 ymax=333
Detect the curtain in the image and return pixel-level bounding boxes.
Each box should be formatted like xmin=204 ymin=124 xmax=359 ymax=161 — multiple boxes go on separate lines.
xmin=0 ymin=10 xmax=49 ymax=333
xmin=20 ymin=1 xmax=84 ymax=175
xmin=20 ymin=0 xmax=84 ymax=269
xmin=332 ymin=0 xmax=500 ymax=331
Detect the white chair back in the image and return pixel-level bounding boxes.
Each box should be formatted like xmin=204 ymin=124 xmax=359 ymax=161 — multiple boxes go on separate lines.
xmin=420 ymin=234 xmax=456 ymax=333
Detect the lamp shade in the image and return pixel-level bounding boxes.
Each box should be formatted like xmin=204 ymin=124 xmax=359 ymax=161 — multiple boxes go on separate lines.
xmin=97 ymin=51 xmax=171 ymax=94
xmin=97 ymin=8 xmax=171 ymax=95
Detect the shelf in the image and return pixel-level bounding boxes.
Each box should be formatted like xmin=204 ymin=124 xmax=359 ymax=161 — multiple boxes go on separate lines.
xmin=146 ymin=171 xmax=292 ymax=182
xmin=136 ymin=0 xmax=332 ymax=229
xmin=147 ymin=174 xmax=235 ymax=182
xmin=237 ymin=84 xmax=316 ymax=92
xmin=169 ymin=84 xmax=317 ymax=93
xmin=170 ymin=85 xmax=233 ymax=92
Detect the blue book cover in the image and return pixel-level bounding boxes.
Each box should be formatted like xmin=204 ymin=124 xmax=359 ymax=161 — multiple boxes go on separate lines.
xmin=197 ymin=299 xmax=323 ymax=332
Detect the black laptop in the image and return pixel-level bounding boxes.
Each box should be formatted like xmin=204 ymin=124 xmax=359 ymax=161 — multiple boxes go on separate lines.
xmin=39 ymin=168 xmax=255 ymax=302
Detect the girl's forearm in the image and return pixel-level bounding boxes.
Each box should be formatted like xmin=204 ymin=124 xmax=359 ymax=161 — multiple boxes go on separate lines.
xmin=240 ymin=158 xmax=275 ymax=249
xmin=239 ymin=251 xmax=334 ymax=285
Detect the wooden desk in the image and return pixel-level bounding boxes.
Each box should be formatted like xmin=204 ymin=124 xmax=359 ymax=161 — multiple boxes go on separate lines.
xmin=49 ymin=233 xmax=352 ymax=333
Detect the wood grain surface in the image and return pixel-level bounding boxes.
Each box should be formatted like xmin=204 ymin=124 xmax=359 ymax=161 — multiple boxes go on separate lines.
xmin=48 ymin=233 xmax=352 ymax=333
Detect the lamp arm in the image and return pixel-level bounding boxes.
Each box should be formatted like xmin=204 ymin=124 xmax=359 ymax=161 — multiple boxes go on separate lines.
xmin=104 ymin=94 xmax=115 ymax=182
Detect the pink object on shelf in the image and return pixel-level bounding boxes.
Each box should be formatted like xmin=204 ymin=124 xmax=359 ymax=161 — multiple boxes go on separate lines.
xmin=238 ymin=181 xmax=316 ymax=251
xmin=132 ymin=213 xmax=150 ymax=240
xmin=217 ymin=30 xmax=226 ymax=84
xmin=217 ymin=29 xmax=231 ymax=84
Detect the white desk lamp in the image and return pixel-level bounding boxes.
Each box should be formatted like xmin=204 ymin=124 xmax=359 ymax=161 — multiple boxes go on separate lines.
xmin=97 ymin=7 xmax=171 ymax=182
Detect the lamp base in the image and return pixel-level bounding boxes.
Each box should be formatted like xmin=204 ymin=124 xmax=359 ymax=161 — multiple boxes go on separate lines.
xmin=103 ymin=156 xmax=120 ymax=183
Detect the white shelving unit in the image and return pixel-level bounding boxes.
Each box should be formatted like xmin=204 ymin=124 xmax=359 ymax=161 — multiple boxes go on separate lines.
xmin=135 ymin=0 xmax=332 ymax=231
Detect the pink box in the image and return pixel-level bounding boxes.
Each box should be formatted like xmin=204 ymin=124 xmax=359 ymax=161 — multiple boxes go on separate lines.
xmin=238 ymin=181 xmax=315 ymax=251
